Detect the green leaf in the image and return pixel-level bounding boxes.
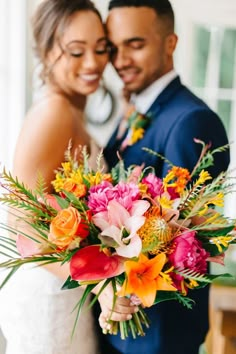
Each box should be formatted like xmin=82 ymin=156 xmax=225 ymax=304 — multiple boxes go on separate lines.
xmin=54 ymin=195 xmax=70 ymax=209
xmin=197 ymin=225 xmax=235 ymax=238
xmin=154 ymin=291 xmax=194 ymax=309
xmin=71 ymin=284 xmax=97 ymax=339
xmin=61 ymin=276 xmax=80 ymax=290
xmin=0 ymin=266 xmax=20 ymax=289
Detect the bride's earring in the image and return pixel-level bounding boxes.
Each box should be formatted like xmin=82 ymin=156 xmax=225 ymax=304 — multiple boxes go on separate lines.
xmin=85 ymin=79 xmax=115 ymax=125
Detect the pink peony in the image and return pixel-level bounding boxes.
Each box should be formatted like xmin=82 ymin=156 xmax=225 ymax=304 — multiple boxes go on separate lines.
xmin=168 ymin=231 xmax=210 ymax=291
xmin=87 ymin=181 xmax=114 ymax=213
xmin=112 ymin=182 xmax=140 ymax=211
xmin=88 ymin=181 xmax=140 ymax=214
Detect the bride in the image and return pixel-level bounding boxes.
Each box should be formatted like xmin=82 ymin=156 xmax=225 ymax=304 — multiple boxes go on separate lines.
xmin=0 ymin=1 xmax=108 ymax=353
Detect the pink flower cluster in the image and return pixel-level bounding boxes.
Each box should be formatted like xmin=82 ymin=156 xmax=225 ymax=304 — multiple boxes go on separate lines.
xmin=168 ymin=231 xmax=210 ymax=291
xmin=88 ymin=181 xmax=140 ymax=214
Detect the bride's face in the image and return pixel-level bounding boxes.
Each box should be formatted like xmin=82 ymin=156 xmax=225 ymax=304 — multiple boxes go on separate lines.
xmin=47 ymin=10 xmax=108 ymax=97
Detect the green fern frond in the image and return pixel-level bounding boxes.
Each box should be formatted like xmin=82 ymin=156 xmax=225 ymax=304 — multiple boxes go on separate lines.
xmin=142 ymin=147 xmax=175 ymax=169
xmin=34 ymin=173 xmax=48 ymax=197
xmin=175 ymin=292 xmax=195 ymax=309
xmin=0 ymin=171 xmax=56 ymax=221
xmin=1 ymin=169 xmax=39 ymax=203
xmin=176 ymin=268 xmax=212 ymax=283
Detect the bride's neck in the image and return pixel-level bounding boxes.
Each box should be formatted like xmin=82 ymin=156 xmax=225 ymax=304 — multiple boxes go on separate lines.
xmin=45 ymin=83 xmax=87 ymax=110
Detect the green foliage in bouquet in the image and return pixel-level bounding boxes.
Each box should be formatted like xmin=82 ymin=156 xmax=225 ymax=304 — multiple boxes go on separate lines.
xmin=0 ymin=140 xmax=236 ymax=339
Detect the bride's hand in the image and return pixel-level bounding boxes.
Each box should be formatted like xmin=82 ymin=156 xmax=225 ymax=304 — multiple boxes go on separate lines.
xmin=97 ymin=284 xmax=139 ymax=332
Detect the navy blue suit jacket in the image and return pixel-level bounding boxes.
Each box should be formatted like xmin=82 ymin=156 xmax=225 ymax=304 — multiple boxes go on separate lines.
xmin=100 ymin=76 xmax=230 ymax=354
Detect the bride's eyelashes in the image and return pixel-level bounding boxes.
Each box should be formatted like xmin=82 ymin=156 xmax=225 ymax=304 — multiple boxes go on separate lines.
xmin=68 ymin=47 xmax=109 ymax=58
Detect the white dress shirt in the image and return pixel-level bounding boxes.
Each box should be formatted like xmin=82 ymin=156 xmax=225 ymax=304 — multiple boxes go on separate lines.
xmin=131 ymin=69 xmax=178 ymax=114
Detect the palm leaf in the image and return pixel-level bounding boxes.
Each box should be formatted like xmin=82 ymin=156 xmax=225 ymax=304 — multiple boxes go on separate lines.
xmin=0 ymin=266 xmax=20 ymax=290
xmin=70 ymin=283 xmax=98 ymax=338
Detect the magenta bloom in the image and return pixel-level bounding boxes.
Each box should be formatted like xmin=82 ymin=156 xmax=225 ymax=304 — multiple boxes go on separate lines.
xmin=141 ymin=174 xmax=164 ymax=198
xmin=112 ymin=182 xmax=140 ymax=211
xmin=88 ymin=181 xmax=140 ymax=214
xmin=166 ymin=187 xmax=180 ymax=200
xmin=168 ymin=231 xmax=209 ymax=290
xmin=87 ymin=181 xmax=114 ymax=213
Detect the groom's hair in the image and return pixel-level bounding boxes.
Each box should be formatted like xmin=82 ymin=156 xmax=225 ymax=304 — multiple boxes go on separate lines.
xmin=108 ymin=0 xmax=175 ymax=31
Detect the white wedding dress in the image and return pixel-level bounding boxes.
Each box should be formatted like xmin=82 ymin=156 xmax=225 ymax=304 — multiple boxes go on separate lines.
xmin=0 ymin=264 xmax=100 ymax=354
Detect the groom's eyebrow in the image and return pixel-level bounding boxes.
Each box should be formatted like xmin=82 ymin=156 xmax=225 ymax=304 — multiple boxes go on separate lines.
xmin=125 ymin=37 xmax=145 ymax=44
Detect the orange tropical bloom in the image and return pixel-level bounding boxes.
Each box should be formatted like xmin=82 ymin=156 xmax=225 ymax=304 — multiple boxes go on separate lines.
xmin=163 ymin=166 xmax=191 ymax=194
xmin=118 ymin=253 xmax=176 ymax=307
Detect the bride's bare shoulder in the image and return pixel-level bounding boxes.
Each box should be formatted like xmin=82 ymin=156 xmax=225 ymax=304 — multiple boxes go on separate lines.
xmin=27 ymin=94 xmax=77 ymax=122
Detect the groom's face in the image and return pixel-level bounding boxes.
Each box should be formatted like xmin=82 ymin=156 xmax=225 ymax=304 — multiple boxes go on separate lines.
xmin=107 ymin=7 xmax=177 ymax=93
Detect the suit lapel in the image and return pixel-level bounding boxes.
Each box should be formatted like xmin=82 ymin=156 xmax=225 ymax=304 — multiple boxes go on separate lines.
xmin=146 ymin=76 xmax=182 ymax=117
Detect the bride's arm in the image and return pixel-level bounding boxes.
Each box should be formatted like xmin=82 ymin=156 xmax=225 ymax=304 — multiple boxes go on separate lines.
xmin=9 ymin=99 xmax=82 ymax=280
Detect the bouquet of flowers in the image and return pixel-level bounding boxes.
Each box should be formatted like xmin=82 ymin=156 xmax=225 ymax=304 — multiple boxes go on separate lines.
xmin=0 ymin=140 xmax=236 ymax=339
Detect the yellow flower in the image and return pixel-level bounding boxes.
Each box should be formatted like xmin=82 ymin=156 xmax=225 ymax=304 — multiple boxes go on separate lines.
xmin=138 ymin=183 xmax=149 ymax=194
xmin=198 ymin=193 xmax=224 ymax=216
xmin=51 ymin=174 xmax=64 ymax=192
xmin=70 ymin=170 xmax=84 ymax=184
xmin=130 ymin=128 xmax=145 ymax=144
xmin=61 ymin=162 xmax=72 ymax=176
xmin=210 ymin=192 xmax=224 ymax=207
xmin=86 ymin=171 xmax=103 ymax=186
xmin=210 ymin=236 xmax=235 ymax=253
xmin=158 ymin=195 xmax=174 ymax=209
xmin=195 ymin=170 xmax=212 ymax=186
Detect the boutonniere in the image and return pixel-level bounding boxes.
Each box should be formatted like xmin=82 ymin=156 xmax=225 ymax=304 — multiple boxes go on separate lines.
xmin=117 ymin=105 xmax=152 ymax=151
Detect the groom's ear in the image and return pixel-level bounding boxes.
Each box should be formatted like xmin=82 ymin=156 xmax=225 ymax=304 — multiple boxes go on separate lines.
xmin=165 ymin=33 xmax=178 ymax=56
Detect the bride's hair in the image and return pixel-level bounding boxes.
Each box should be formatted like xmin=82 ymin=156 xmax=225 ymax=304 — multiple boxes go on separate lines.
xmin=32 ymin=0 xmax=103 ymax=82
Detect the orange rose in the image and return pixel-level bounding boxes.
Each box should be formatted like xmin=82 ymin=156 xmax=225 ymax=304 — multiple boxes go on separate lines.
xmin=62 ymin=180 xmax=87 ymax=198
xmin=49 ymin=206 xmax=89 ymax=249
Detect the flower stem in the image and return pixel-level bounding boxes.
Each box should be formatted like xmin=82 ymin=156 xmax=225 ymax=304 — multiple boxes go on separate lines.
xmin=108 ymin=306 xmax=150 ymax=339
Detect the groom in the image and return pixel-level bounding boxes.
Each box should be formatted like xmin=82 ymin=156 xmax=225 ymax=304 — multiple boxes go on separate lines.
xmin=100 ymin=0 xmax=230 ymax=354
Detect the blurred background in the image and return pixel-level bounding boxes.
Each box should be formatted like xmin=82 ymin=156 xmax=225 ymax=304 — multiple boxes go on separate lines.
xmin=0 ymin=0 xmax=236 ymax=353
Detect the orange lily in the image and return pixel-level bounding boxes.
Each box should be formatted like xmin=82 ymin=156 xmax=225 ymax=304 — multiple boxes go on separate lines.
xmin=118 ymin=253 xmax=176 ymax=307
